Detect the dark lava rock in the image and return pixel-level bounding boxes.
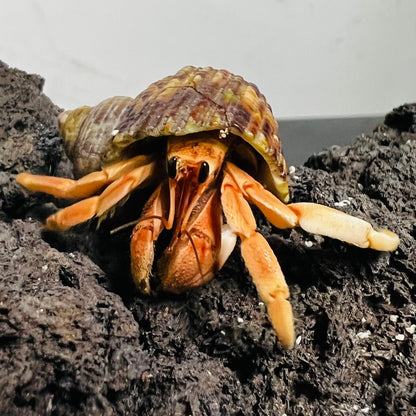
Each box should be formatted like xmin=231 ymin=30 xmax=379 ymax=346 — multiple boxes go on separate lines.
xmin=0 ymin=60 xmax=415 ymax=415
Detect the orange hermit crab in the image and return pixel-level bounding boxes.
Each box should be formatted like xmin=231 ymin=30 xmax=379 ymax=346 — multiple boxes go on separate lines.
xmin=17 ymin=66 xmax=399 ymax=348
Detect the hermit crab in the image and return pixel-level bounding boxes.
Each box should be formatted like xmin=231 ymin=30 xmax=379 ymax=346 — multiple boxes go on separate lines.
xmin=17 ymin=66 xmax=399 ymax=348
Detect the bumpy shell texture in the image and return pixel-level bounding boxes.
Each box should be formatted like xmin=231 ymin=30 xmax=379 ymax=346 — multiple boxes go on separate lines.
xmin=60 ymin=66 xmax=289 ymax=201
xmin=59 ymin=96 xmax=133 ymax=178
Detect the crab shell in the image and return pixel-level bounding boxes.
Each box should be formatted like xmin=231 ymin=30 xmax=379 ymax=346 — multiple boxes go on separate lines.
xmin=59 ymin=66 xmax=289 ymax=203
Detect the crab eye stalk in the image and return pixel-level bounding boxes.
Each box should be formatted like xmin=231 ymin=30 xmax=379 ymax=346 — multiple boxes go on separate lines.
xmin=167 ymin=157 xmax=177 ymax=179
xmin=198 ymin=161 xmax=210 ymax=183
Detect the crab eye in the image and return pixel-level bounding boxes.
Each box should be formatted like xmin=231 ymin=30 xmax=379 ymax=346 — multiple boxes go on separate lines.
xmin=167 ymin=157 xmax=177 ymax=179
xmin=198 ymin=161 xmax=210 ymax=183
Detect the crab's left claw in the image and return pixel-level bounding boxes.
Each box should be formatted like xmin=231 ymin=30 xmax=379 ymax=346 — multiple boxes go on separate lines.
xmin=158 ymin=190 xmax=224 ymax=294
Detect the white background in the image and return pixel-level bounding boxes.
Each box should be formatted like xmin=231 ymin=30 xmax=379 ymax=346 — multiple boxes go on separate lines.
xmin=1 ymin=0 xmax=415 ymax=118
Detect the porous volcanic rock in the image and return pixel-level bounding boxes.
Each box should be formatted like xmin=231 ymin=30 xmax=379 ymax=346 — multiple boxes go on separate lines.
xmin=0 ymin=61 xmax=415 ymax=415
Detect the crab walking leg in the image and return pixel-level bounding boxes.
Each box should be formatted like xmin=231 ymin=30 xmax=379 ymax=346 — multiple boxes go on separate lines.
xmin=16 ymin=154 xmax=155 ymax=199
xmin=224 ymin=163 xmax=298 ymax=229
xmin=130 ymin=184 xmax=166 ymax=295
xmin=44 ymin=196 xmax=99 ymax=230
xmin=45 ymin=161 xmax=157 ymax=231
xmin=221 ymin=171 xmax=295 ymax=348
xmin=287 ymin=203 xmax=400 ymax=251
xmin=224 ymin=163 xmax=399 ymax=252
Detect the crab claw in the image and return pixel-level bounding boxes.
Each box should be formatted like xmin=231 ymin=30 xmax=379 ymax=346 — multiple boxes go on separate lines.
xmin=159 ymin=190 xmax=222 ymax=293
xmin=158 ymin=231 xmax=217 ymax=293
xmin=130 ymin=184 xmax=166 ymax=294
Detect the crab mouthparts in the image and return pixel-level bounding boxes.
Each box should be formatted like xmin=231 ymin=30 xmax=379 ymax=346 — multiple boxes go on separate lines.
xmin=167 ymin=167 xmax=205 ymax=240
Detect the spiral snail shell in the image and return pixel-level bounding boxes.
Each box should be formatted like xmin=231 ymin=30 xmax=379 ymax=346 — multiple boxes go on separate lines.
xmin=58 ymin=66 xmax=289 ymax=202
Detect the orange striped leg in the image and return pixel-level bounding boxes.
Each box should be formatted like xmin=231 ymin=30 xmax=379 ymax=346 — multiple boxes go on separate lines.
xmin=221 ymin=169 xmax=295 ymax=348
xmin=287 ymin=203 xmax=399 ymax=251
xmin=44 ymin=160 xmax=157 ymax=231
xmin=16 ymin=154 xmax=155 ymax=199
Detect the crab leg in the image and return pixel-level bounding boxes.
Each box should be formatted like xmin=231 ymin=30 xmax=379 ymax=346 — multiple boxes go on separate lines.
xmin=131 ymin=184 xmax=167 ymax=294
xmin=44 ymin=159 xmax=157 ymax=231
xmin=286 ymin=203 xmax=399 ymax=251
xmin=224 ymin=162 xmax=299 ymax=228
xmin=225 ymin=162 xmax=399 ymax=251
xmin=17 ymin=154 xmax=155 ymax=199
xmin=221 ymin=169 xmax=295 ymax=348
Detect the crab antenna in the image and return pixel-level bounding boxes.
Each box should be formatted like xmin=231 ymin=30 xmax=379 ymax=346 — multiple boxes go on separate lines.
xmin=110 ymin=215 xmax=167 ymax=235
xmin=166 ymin=180 xmax=176 ymax=229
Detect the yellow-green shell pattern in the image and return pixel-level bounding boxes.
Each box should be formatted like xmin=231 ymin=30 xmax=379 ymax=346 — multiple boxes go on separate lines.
xmin=59 ymin=96 xmax=133 ymax=178
xmin=59 ymin=66 xmax=289 ymax=201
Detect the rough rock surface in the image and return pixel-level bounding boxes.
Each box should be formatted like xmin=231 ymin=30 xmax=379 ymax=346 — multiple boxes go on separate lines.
xmin=0 ymin=60 xmax=415 ymax=416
